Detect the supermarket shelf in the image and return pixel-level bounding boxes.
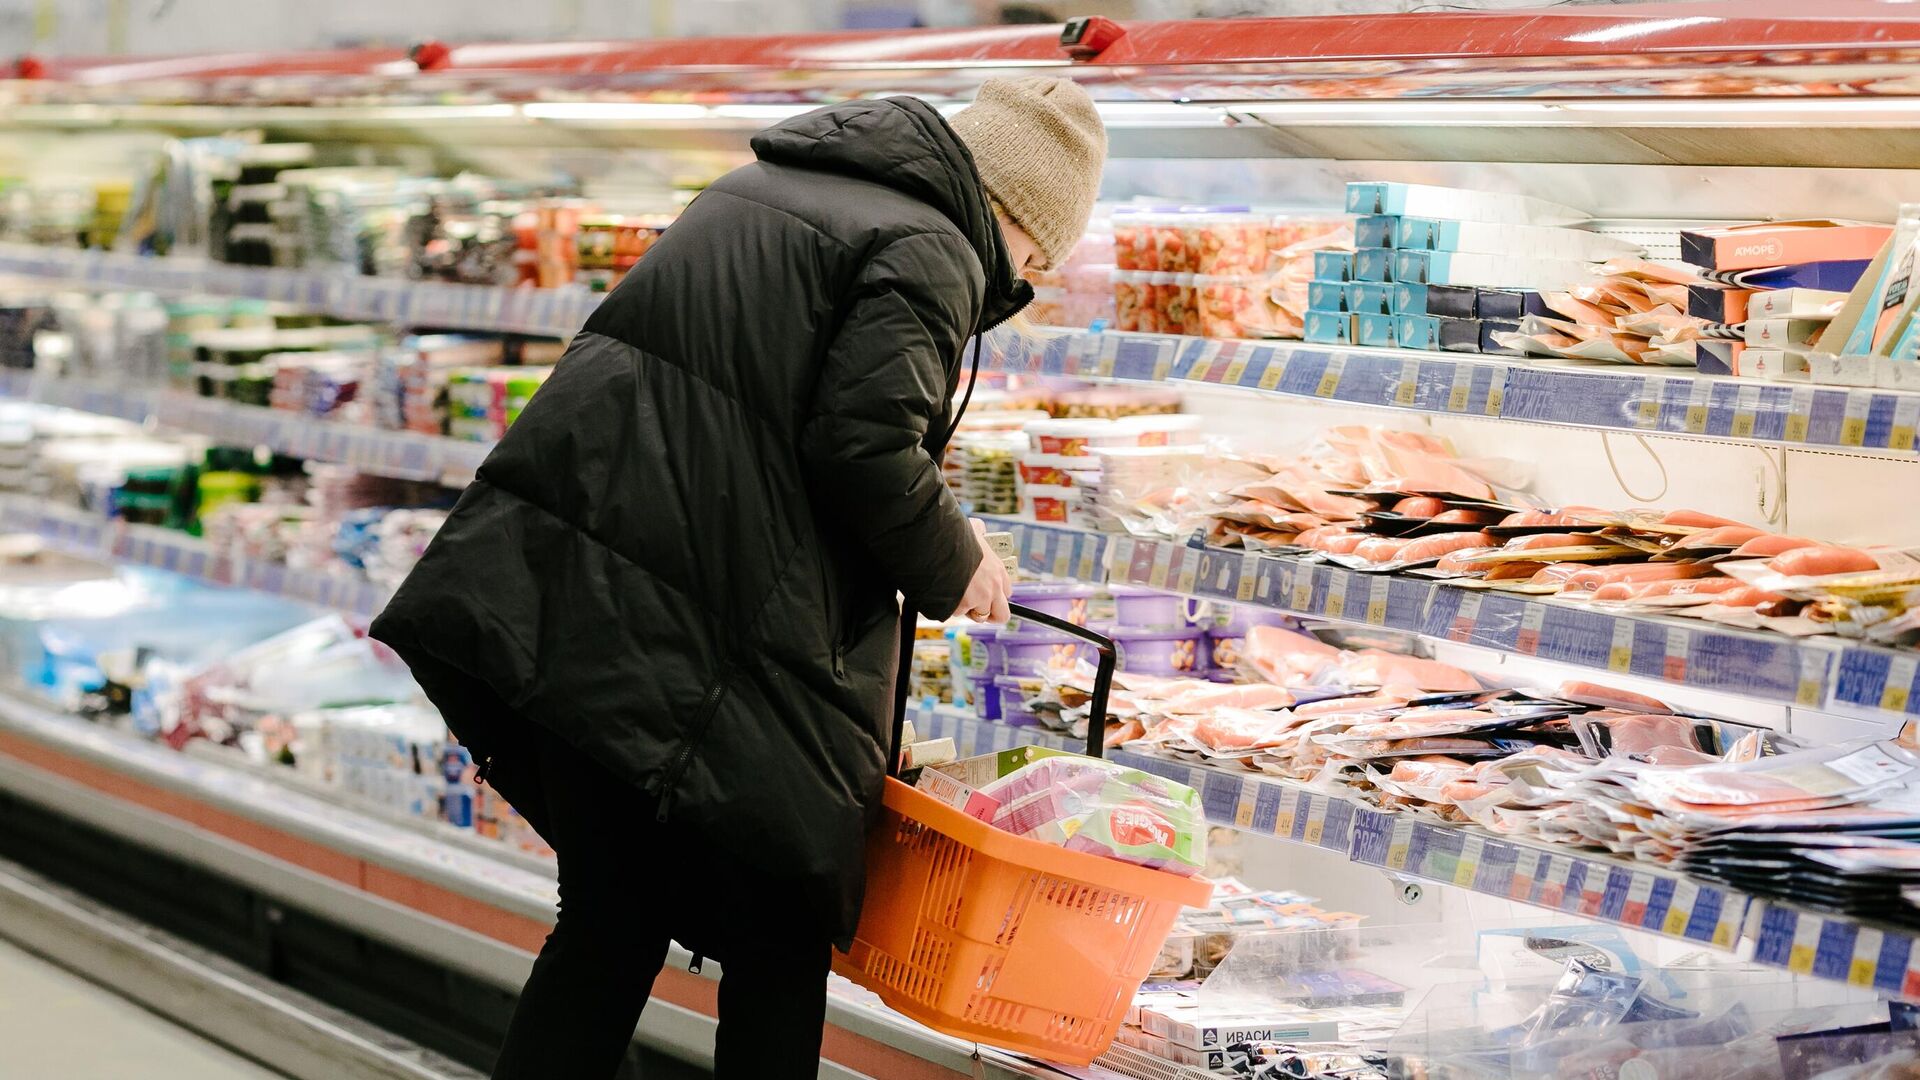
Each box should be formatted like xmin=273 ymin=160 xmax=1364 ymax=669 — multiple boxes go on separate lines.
xmin=1751 ymin=903 xmax=1920 ymax=998
xmin=910 ymin=703 xmax=1755 ymax=961
xmin=0 ymin=690 xmax=1073 ymax=1080
xmin=0 ymin=371 xmax=493 ymax=484
xmin=0 ymin=243 xmax=598 ymax=339
xmin=984 ymin=326 xmax=1920 ymax=457
xmin=989 ymin=517 xmax=1920 ymax=731
xmin=0 ymin=494 xmax=391 ymax=620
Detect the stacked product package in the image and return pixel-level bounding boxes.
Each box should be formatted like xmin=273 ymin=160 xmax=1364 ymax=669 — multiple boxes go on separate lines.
xmin=1014 ymin=413 xmax=1203 ymax=530
xmin=1113 ymin=207 xmax=1349 ymax=338
xmin=1309 ymin=182 xmax=1638 ymax=356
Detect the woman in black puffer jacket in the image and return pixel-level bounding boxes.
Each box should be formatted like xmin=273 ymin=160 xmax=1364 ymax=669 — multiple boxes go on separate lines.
xmin=371 ymin=77 xmax=1105 ymax=1079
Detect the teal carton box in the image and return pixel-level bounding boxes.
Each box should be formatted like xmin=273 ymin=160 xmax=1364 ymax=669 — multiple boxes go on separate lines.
xmin=1304 ymin=311 xmax=1355 ymax=345
xmin=1357 ymin=312 xmax=1399 ymax=349
xmin=1308 ymin=279 xmax=1349 ymax=313
xmin=1346 ymin=282 xmax=1395 ymax=317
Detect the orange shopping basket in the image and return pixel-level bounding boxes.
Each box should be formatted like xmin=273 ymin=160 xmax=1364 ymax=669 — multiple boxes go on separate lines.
xmin=834 ymin=605 xmax=1212 ymax=1065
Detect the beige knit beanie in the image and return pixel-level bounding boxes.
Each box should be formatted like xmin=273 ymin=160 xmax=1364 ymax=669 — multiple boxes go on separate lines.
xmin=950 ymin=76 xmax=1107 ymax=271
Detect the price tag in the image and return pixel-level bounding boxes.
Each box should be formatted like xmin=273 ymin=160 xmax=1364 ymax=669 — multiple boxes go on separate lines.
xmin=1881 ymin=654 xmax=1919 ymax=715
xmin=1684 ymin=378 xmax=1712 ymax=434
xmin=1302 ymin=796 xmax=1329 ymax=846
xmin=1540 ymin=855 xmax=1573 ymax=908
xmin=1393 ymin=358 xmax=1420 ymax=406
xmin=1237 ymin=553 xmax=1260 ymax=602
xmin=1797 ymin=648 xmax=1828 ymax=707
xmin=1366 ymin=576 xmax=1390 ymax=626
xmin=1093 ymin=334 xmax=1120 ymax=378
xmin=1274 ymin=786 xmax=1300 ymax=839
xmin=1841 ymin=391 xmax=1872 ymax=447
xmin=1622 ymin=874 xmax=1656 ymax=925
xmin=1291 ymin=567 xmax=1314 ymax=613
xmin=1110 ymin=537 xmax=1137 ymax=581
xmin=1174 ymin=548 xmax=1200 ymax=595
xmin=1483 ymin=366 xmax=1507 ymax=416
xmin=1324 ymin=572 xmax=1349 ymax=620
xmin=1454 ymin=834 xmax=1485 ymax=887
xmin=1783 ymin=386 xmax=1814 ymax=443
xmin=1185 ymin=339 xmax=1224 ymax=381
xmin=1516 ymin=604 xmax=1547 ymax=655
xmin=1233 ymin=777 xmax=1262 ymax=829
xmin=1315 ymin=353 xmax=1348 ymax=398
xmin=1257 ymin=352 xmax=1288 ymax=391
xmin=1150 ymin=340 xmax=1179 ymax=382
xmin=1662 ymin=879 xmax=1700 ymax=937
xmin=1050 ymin=536 xmax=1072 ymax=578
xmin=1850 ymin=927 xmax=1887 ymax=989
xmin=1663 ymin=626 xmax=1690 ymax=683
xmin=1077 ymin=537 xmax=1101 ymax=582
xmin=1446 ymin=363 xmax=1474 ymax=412
xmin=1147 ymin=543 xmax=1174 ymax=589
xmin=1607 ymin=618 xmax=1634 ymax=673
xmin=1385 ymin=817 xmax=1415 ymax=870
xmin=1634 ymin=379 xmax=1662 ymax=429
xmin=1788 ymin=913 xmax=1823 ymax=974
xmin=1449 ymin=591 xmax=1482 ymax=643
xmin=1893 ymin=394 xmax=1920 ymax=451
xmin=1221 ymin=350 xmax=1250 ymax=388
xmin=1731 ymin=383 xmax=1762 ymax=439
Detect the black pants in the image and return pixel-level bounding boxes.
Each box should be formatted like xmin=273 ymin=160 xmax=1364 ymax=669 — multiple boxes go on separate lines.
xmin=483 ymin=722 xmax=832 ymax=1080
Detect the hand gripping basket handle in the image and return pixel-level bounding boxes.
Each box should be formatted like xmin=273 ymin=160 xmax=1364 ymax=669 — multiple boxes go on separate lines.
xmin=889 ymin=603 xmax=1116 ymax=777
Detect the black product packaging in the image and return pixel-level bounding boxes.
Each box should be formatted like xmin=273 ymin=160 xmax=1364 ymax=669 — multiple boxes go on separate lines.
xmin=1476 ymin=289 xmax=1551 ymax=321
xmin=1479 ymin=319 xmax=1523 ymax=356
xmin=1438 ymin=317 xmax=1484 ymax=353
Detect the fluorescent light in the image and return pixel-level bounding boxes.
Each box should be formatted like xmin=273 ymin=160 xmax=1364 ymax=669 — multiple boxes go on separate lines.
xmin=520 ymin=102 xmax=711 ymax=122
xmin=1563 ymin=16 xmax=1719 ymax=46
xmin=1095 ymin=101 xmax=1226 ymax=126
xmin=708 ymin=104 xmax=817 ymax=120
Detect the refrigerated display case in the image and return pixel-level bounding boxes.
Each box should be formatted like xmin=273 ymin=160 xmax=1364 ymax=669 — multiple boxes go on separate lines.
xmin=8 ymin=5 xmax=1920 ymax=1077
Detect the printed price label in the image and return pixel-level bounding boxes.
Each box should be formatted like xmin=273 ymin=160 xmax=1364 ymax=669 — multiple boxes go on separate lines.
xmin=1446 ymin=363 xmax=1474 ymax=412
xmin=1893 ymin=395 xmax=1920 ymax=451
xmin=1237 ymin=553 xmax=1260 ymax=602
xmin=1302 ymin=796 xmax=1329 ymax=846
xmin=1394 ymin=358 xmax=1419 ymax=406
xmin=1051 ymin=537 xmax=1072 ymax=578
xmin=1730 ymin=383 xmax=1763 ymax=439
xmin=1274 ymin=786 xmax=1301 ymax=838
xmin=1148 ymin=543 xmax=1176 ymax=589
xmin=1221 ymin=351 xmax=1250 ymax=388
xmin=1257 ymin=353 xmax=1288 ymax=391
xmin=1797 ymin=648 xmax=1828 ymax=707
xmin=1634 ymin=380 xmax=1662 ymax=429
xmin=1841 ymin=391 xmax=1873 ymax=447
xmin=1385 ymin=817 xmax=1415 ymax=870
xmin=1174 ymin=548 xmax=1200 ymax=595
xmin=1882 ymin=654 xmax=1919 ymax=715
xmin=1077 ymin=537 xmax=1101 ymax=582
xmin=1484 ymin=367 xmax=1507 ymax=417
xmin=1783 ymin=386 xmax=1814 ymax=443
xmin=1540 ymin=855 xmax=1573 ymax=909
xmin=1681 ymin=379 xmax=1711 ymax=433
xmin=1233 ymin=777 xmax=1261 ymax=828
xmin=1788 ymin=913 xmax=1823 ymax=974
xmin=1449 ymin=591 xmax=1482 ymax=643
xmin=1623 ymin=874 xmax=1655 ymax=925
xmin=1366 ymin=576 xmax=1391 ymax=626
xmin=1093 ymin=334 xmax=1121 ymax=378
xmin=1516 ymin=604 xmax=1547 ymax=655
xmin=1110 ymin=538 xmax=1137 ymax=580
xmin=1662 ymin=879 xmax=1700 ymax=938
xmin=1150 ymin=341 xmax=1179 ymax=382
xmin=1187 ymin=340 xmax=1224 ymax=381
xmin=1454 ymin=834 xmax=1485 ymax=887
xmin=1324 ymin=572 xmax=1349 ymax=620
xmin=1315 ymin=353 xmax=1348 ymax=398
xmin=1291 ymin=568 xmax=1313 ymax=612
xmin=1664 ymin=626 xmax=1690 ymax=683
xmin=1850 ymin=927 xmax=1886 ymax=988
xmin=1608 ymin=618 xmax=1634 ymax=673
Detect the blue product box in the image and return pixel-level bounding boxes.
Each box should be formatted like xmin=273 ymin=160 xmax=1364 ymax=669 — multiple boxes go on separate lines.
xmin=1354 ymin=215 xmax=1398 ymax=249
xmin=1397 ymin=314 xmax=1442 ymax=350
xmin=1346 ymin=281 xmax=1395 ymax=316
xmin=1395 ymin=281 xmax=1477 ymax=318
xmin=1438 ymin=317 xmax=1483 ymax=353
xmin=1354 ymin=248 xmax=1396 ymax=283
xmin=1696 ymin=340 xmax=1741 ymax=376
xmin=1394 ymin=249 xmax=1435 ymax=285
xmin=1308 ymin=278 xmax=1349 ymax=313
xmin=1357 ymin=312 xmax=1399 ymax=349
xmin=1304 ymin=310 xmax=1356 ymax=345
xmin=1394 ymin=217 xmax=1446 ymax=251
xmin=1314 ymin=250 xmax=1355 ymax=282
xmin=1479 ymin=319 xmax=1523 ymax=356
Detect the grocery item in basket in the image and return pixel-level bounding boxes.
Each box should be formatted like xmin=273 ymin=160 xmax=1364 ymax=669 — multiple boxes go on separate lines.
xmin=981 ymin=754 xmax=1207 ymax=875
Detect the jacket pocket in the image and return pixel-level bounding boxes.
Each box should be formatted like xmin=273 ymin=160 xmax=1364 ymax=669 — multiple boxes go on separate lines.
xmin=653 ymin=667 xmax=732 ymax=823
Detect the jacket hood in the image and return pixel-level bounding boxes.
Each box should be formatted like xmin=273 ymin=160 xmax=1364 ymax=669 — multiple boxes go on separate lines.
xmin=752 ymin=97 xmax=1031 ymax=331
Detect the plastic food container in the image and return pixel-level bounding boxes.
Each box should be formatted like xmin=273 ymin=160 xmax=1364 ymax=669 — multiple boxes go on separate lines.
xmin=1019 ymin=483 xmax=1079 ymax=524
xmin=991 ymin=628 xmax=1096 ymax=675
xmin=1115 ymin=413 xmax=1205 ymax=447
xmin=1112 ymin=626 xmax=1211 ymax=676
xmin=1017 ymin=453 xmax=1097 ymax=487
xmin=1009 ymin=583 xmax=1098 ymax=628
xmin=1109 ymin=585 xmax=1193 ymax=630
xmin=1024 ymin=419 xmax=1113 ymax=456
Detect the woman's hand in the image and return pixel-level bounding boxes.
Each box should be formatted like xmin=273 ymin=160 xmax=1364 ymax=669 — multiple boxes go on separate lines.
xmin=958 ymin=519 xmax=1011 ymax=624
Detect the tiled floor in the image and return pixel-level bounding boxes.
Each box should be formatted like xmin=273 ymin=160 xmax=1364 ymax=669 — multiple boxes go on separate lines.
xmin=0 ymin=937 xmax=285 ymax=1079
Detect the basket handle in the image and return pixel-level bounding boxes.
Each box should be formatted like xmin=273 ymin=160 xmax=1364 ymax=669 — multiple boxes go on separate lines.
xmin=889 ymin=603 xmax=1117 ymax=776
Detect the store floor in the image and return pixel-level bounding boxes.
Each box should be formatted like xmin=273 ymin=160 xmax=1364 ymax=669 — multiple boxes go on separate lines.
xmin=0 ymin=936 xmax=286 ymax=1080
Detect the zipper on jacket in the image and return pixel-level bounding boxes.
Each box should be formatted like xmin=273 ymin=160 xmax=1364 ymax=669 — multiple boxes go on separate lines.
xmin=654 ymin=672 xmax=730 ymax=823
xmin=687 ymin=953 xmax=704 ymax=976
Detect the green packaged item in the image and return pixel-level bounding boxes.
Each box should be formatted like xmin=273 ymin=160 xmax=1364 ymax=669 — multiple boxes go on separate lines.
xmin=980 ymin=754 xmax=1207 ymax=876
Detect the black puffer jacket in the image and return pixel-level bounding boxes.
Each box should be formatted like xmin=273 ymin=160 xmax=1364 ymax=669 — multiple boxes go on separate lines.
xmin=369 ymin=98 xmax=1031 ymax=948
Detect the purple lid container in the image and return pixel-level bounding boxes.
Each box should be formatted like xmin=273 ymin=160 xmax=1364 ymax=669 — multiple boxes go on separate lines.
xmin=1111 ymin=626 xmax=1211 ymax=677
xmin=1108 ymin=585 xmax=1193 ymax=631
xmin=1008 ymin=583 xmax=1100 ymax=631
xmin=993 ymin=674 xmax=1043 ymax=728
xmin=991 ymin=628 xmax=1098 ymax=676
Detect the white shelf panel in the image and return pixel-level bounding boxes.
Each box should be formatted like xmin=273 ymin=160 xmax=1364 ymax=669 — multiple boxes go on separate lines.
xmin=0 ymin=242 xmax=599 ymax=338
xmin=985 ymin=326 xmax=1920 ymax=458
xmin=0 ymin=372 xmax=491 ymax=483
xmin=0 ymin=495 xmax=391 ymax=619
